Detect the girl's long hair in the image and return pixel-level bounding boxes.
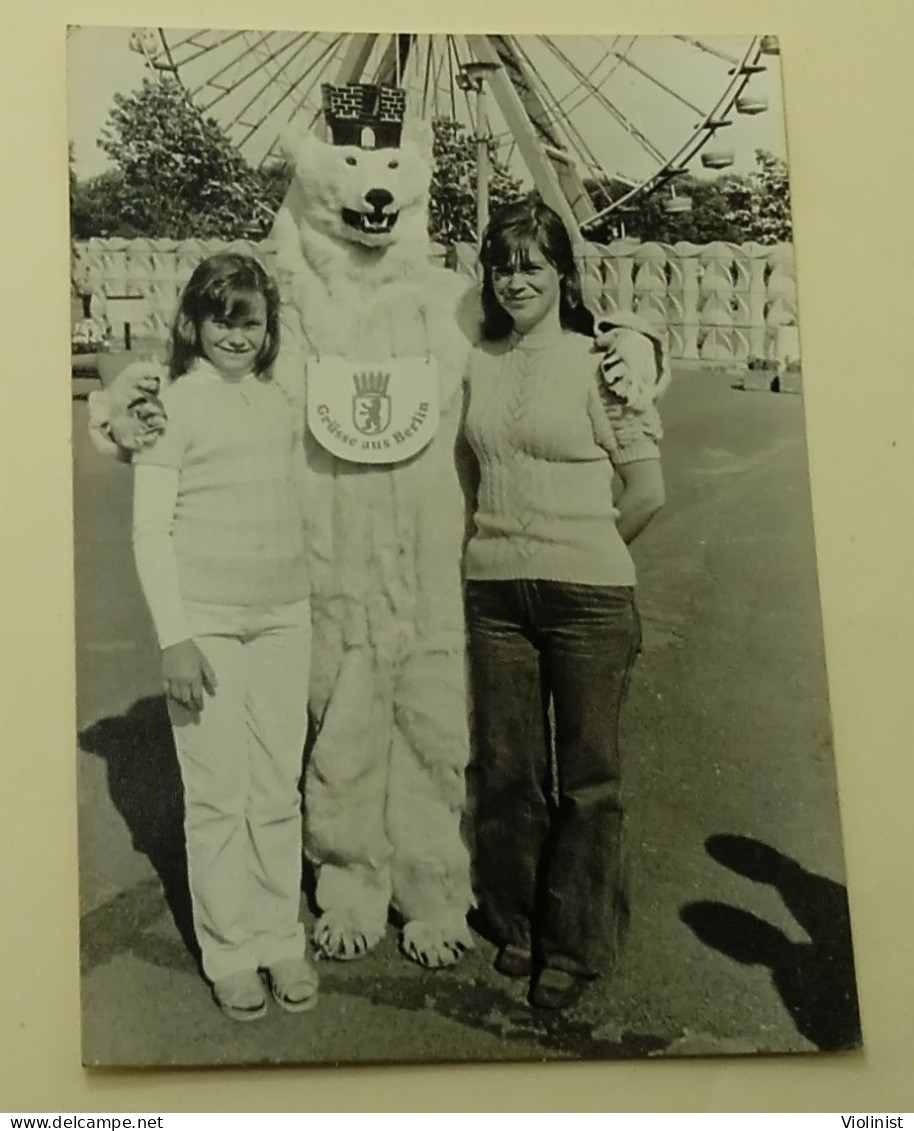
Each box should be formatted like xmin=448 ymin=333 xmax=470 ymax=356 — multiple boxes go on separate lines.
xmin=478 ymin=198 xmax=594 ymax=341
xmin=168 ymin=252 xmax=281 ymax=380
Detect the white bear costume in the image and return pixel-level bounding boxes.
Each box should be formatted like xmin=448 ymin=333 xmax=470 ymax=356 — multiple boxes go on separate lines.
xmin=268 ymin=112 xmax=478 ymax=966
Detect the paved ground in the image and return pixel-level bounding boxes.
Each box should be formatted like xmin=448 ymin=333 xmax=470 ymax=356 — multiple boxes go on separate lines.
xmin=71 ymin=364 xmax=861 ymax=1069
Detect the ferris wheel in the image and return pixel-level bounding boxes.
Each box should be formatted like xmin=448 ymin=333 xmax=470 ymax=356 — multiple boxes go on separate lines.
xmin=129 ymin=30 xmax=779 ymax=239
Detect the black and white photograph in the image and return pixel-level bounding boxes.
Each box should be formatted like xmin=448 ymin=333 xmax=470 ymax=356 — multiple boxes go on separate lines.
xmin=68 ymin=27 xmax=861 ymax=1068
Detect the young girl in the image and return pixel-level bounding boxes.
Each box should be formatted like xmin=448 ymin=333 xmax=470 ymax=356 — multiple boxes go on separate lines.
xmin=462 ymin=200 xmax=666 ymax=1010
xmin=132 ymin=252 xmax=318 ymax=1021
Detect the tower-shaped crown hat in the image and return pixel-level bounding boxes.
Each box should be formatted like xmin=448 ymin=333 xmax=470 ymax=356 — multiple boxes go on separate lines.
xmin=321 ymin=83 xmax=407 ymax=149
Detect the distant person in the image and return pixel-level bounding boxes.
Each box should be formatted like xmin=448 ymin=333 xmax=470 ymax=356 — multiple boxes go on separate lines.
xmin=462 ymin=199 xmax=666 ymax=1010
xmin=131 ymin=252 xmax=317 ymax=1021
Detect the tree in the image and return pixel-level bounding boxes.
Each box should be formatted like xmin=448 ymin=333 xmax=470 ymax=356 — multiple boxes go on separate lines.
xmin=93 ymin=76 xmax=272 ymax=239
xmin=428 ymin=118 xmax=525 ymax=244
xmin=726 ymin=150 xmax=793 ymax=244
xmin=70 ymin=169 xmax=134 ymax=239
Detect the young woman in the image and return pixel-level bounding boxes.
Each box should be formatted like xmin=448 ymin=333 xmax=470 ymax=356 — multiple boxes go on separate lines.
xmin=462 ymin=199 xmax=665 ymax=1010
xmin=132 ymin=252 xmax=318 ymax=1021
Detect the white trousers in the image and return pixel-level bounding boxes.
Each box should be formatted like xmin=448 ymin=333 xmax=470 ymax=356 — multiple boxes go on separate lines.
xmin=167 ymin=598 xmax=311 ymax=983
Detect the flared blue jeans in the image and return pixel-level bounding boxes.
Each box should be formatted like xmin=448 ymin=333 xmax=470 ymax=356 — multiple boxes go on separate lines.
xmin=465 ymin=579 xmax=641 ymax=978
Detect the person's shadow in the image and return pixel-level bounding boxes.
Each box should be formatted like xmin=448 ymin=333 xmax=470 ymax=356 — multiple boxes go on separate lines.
xmin=680 ymin=834 xmax=862 ymax=1052
xmin=79 ymin=695 xmax=199 ymax=967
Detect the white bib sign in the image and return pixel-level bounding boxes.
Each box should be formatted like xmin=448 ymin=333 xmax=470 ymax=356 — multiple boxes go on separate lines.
xmin=307 ymin=355 xmax=439 ymax=465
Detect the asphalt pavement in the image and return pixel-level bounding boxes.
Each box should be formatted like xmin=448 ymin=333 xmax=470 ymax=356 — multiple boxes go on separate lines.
xmin=71 ymin=364 xmax=861 ymax=1068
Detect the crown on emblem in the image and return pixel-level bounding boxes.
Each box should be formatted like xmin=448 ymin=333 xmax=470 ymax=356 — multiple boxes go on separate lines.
xmin=321 ymin=83 xmax=406 ymax=149
xmin=353 ymin=370 xmax=392 ymax=397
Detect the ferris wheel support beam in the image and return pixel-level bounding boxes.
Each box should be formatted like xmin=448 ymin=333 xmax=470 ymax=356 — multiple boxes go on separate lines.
xmin=487 ymin=36 xmax=596 ymax=227
xmin=465 ymin=35 xmax=582 ymax=241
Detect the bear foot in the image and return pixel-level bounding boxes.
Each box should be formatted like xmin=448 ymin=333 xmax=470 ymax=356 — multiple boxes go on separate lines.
xmin=400 ymin=919 xmax=473 ymax=969
xmin=313 ymin=910 xmax=385 ymax=961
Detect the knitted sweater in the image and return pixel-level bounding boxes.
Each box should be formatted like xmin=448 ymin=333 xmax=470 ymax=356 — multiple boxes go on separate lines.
xmin=463 ymin=328 xmax=660 ymax=586
xmin=133 ymin=361 xmax=309 ymax=620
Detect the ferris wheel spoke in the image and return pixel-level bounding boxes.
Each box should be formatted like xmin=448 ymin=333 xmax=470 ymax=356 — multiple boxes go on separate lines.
xmin=540 ymin=37 xmax=667 ymax=166
xmin=256 ymin=34 xmax=348 ymax=163
xmin=277 ymin=36 xmax=348 ymax=132
xmin=550 ymin=36 xmax=632 ymax=114
xmin=233 ymin=35 xmax=317 ymax=148
xmin=606 ymin=49 xmax=705 ymax=115
xmin=186 ymin=36 xmax=264 ymax=98
xmin=196 ymin=30 xmax=278 ymax=109
xmin=194 ymin=31 xmax=312 ymax=108
xmin=165 ymin=28 xmax=248 ymax=65
xmin=431 ymin=37 xmax=451 ymax=119
xmin=445 ymin=35 xmax=459 ymax=121
xmin=449 ymin=37 xmax=479 ymax=135
xmin=674 ymin=36 xmax=741 ymax=65
xmin=420 ymin=35 xmax=436 ymax=117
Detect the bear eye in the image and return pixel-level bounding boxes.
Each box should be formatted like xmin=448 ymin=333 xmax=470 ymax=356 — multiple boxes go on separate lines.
xmin=345 ymin=155 xmax=357 ymax=167
xmin=388 ymin=159 xmax=399 ymax=169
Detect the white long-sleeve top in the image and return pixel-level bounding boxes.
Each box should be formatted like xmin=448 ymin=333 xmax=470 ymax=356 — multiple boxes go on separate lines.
xmin=132 ymin=361 xmax=309 ymax=649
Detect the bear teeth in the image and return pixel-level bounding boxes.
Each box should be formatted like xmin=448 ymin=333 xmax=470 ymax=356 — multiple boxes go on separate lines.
xmin=342 ymin=208 xmax=399 ymax=234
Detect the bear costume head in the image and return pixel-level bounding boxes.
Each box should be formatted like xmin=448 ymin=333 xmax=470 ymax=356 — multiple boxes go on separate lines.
xmin=279 ymin=83 xmax=434 ymax=264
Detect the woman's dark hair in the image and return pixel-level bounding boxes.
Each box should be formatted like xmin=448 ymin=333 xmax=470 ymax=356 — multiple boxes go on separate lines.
xmin=168 ymin=252 xmax=281 ymax=379
xmin=478 ymin=198 xmax=594 ymax=341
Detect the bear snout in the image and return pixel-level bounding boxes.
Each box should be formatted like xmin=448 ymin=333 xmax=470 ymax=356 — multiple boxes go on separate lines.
xmin=365 ymin=187 xmax=395 ymax=213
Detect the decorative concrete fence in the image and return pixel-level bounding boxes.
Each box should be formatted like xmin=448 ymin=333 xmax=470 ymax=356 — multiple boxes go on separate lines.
xmin=71 ymin=236 xmax=799 ymax=366
xmin=580 ymin=239 xmax=799 ymax=366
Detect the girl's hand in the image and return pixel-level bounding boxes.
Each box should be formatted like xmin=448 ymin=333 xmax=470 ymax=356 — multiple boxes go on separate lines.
xmin=161 ymin=640 xmax=217 ymax=711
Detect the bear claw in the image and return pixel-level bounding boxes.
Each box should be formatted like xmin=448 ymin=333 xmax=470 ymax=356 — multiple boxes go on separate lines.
xmin=400 ymin=920 xmax=473 ymax=968
xmin=313 ymin=913 xmax=384 ymax=961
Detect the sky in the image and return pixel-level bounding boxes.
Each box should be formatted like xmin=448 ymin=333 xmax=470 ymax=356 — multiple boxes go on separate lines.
xmin=67 ymin=26 xmax=789 ymax=191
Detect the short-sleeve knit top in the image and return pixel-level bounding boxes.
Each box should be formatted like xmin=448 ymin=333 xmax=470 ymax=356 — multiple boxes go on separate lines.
xmin=463 ymin=328 xmax=659 ymax=587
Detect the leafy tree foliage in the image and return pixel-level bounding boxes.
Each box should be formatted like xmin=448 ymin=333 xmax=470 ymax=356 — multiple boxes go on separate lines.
xmin=725 ymin=150 xmax=792 ymax=244
xmin=71 ymin=168 xmax=133 ymax=239
xmin=78 ymin=76 xmax=273 ymax=239
xmin=428 ymin=118 xmax=525 ymax=244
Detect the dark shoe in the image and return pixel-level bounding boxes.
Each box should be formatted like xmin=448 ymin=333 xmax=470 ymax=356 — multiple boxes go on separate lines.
xmin=494 ymin=944 xmax=533 ymax=978
xmin=213 ymin=969 xmax=268 ymax=1022
xmin=530 ymin=967 xmax=589 ymax=1011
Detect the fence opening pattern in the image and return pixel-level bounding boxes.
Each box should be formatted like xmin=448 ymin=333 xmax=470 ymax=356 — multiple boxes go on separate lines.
xmin=71 ymin=237 xmax=799 ymax=366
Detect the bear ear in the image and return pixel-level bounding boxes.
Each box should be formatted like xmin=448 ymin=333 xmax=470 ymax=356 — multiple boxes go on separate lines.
xmin=401 ymin=115 xmax=434 ymax=159
xmin=280 ymin=115 xmax=317 ymax=162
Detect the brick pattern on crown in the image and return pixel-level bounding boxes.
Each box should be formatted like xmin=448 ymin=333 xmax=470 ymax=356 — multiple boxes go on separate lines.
xmin=323 ymin=84 xmax=406 ymax=124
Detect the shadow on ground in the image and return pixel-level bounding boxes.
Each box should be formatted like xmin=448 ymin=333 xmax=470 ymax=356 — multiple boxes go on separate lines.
xmin=79 ymin=695 xmax=199 ymax=971
xmin=680 ymin=834 xmax=862 ymax=1052
xmin=77 ymin=696 xmax=673 ymax=1062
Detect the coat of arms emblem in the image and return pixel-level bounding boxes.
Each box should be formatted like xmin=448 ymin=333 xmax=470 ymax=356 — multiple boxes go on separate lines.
xmin=307 ymin=355 xmax=440 ymax=465
xmin=352 ymin=370 xmax=392 ymax=435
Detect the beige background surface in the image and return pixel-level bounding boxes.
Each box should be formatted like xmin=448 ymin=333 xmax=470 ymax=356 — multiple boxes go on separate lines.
xmin=2 ymin=0 xmax=912 ymax=1114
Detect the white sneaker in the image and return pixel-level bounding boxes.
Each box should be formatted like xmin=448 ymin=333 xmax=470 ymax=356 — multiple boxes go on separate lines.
xmin=213 ymin=969 xmax=268 ymax=1022
xmin=267 ymin=957 xmax=320 ymax=1013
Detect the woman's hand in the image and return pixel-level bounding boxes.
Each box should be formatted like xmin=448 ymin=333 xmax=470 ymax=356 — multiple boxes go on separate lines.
xmin=161 ymin=640 xmax=217 ymax=712
xmin=615 ymin=458 xmax=666 ymax=545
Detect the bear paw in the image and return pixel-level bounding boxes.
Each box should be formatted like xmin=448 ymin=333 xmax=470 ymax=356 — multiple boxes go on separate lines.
xmin=400 ymin=919 xmax=473 ymax=969
xmin=313 ymin=910 xmax=385 ymax=961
